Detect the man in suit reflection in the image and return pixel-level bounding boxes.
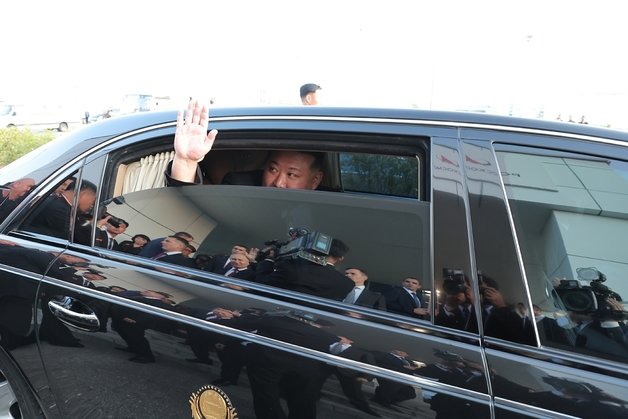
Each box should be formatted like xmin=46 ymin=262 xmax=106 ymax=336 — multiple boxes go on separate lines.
xmin=151 ymin=235 xmax=195 ymax=268
xmin=111 ymin=290 xmax=174 ymax=363
xmin=344 ymin=267 xmax=386 ymax=310
xmin=139 ymin=231 xmax=194 ymax=258
xmin=0 ymin=177 xmax=35 ymax=222
xmin=384 ymin=277 xmax=428 ymax=319
xmin=419 ymin=350 xmax=485 ymax=418
xmin=22 ymin=179 xmax=97 ymax=245
xmin=207 ymin=244 xmax=249 ymax=274
xmin=221 ymin=252 xmax=255 ymax=280
xmin=371 ymin=349 xmax=418 ymax=408
xmin=224 ymin=308 xmax=350 ymax=419
xmin=95 ymin=217 xmax=128 ymax=250
xmin=254 ymin=238 xmax=354 ymax=301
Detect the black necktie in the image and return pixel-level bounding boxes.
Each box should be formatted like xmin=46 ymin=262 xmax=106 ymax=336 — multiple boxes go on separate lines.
xmin=411 ymin=292 xmax=421 ymax=308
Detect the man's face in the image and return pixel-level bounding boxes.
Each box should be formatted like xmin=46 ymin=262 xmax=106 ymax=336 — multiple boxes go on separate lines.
xmin=77 ymin=190 xmax=96 ymax=213
xmin=305 ymin=91 xmax=320 ymax=105
xmin=11 ymin=178 xmax=35 ymax=198
xmin=402 ymin=277 xmax=421 ymax=292
xmin=84 ymin=273 xmax=105 ymax=281
xmin=262 ymin=151 xmax=323 ymax=189
xmin=162 ymin=236 xmax=185 ymax=253
xmin=106 ymin=222 xmax=127 ymax=236
xmin=230 ymin=253 xmax=250 ymax=269
xmin=134 ymin=236 xmax=148 ymax=246
xmin=58 ymin=254 xmax=89 ymax=266
xmin=345 ymin=268 xmax=367 ymax=286
xmin=232 ymin=245 xmax=247 ymax=254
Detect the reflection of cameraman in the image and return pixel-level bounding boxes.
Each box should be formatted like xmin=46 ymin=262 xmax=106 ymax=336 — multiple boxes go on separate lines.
xmin=554 ymin=268 xmax=628 ymax=358
xmin=436 ymin=269 xmax=477 ymax=332
xmin=254 ymin=238 xmax=354 ymax=300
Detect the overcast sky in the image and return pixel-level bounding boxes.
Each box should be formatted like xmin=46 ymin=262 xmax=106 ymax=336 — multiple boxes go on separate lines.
xmin=3 ymin=0 xmax=628 ymax=127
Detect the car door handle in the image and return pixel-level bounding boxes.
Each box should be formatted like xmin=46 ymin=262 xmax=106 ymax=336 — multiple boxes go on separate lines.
xmin=48 ymin=296 xmax=101 ymax=332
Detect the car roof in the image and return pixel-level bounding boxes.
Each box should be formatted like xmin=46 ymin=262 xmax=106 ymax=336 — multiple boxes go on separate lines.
xmin=75 ymin=106 xmax=628 ymax=143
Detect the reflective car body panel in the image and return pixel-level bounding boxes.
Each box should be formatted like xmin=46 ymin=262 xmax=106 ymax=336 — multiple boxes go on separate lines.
xmin=0 ymin=107 xmax=627 ymax=418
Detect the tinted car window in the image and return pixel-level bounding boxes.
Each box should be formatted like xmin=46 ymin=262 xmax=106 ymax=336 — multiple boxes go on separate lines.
xmin=99 ymin=143 xmax=432 ymax=322
xmin=340 ymin=153 xmax=419 ymax=198
xmin=496 ymin=146 xmax=628 ymax=362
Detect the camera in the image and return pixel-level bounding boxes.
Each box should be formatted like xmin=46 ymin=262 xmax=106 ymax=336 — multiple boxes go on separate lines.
xmin=107 ymin=215 xmax=124 ymax=228
xmin=258 ymin=227 xmax=334 ymax=266
xmin=442 ymin=268 xmax=467 ymax=295
xmin=555 ymin=267 xmax=625 ymax=320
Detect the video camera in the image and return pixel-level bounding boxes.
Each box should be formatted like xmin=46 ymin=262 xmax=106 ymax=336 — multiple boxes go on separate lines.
xmin=442 ymin=268 xmax=467 ymax=295
xmin=555 ymin=267 xmax=625 ymax=320
xmin=96 ymin=205 xmax=125 ymax=228
xmin=258 ymin=227 xmax=333 ymax=266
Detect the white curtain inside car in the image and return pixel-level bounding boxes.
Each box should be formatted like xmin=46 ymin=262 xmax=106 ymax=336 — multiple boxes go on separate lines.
xmin=122 ymin=151 xmax=174 ymax=193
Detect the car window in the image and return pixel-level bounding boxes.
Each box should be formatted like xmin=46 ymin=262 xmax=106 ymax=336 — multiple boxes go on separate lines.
xmin=496 ymin=145 xmax=628 ymax=363
xmin=340 ymin=152 xmax=419 ymax=198
xmin=97 ymin=140 xmax=433 ymax=324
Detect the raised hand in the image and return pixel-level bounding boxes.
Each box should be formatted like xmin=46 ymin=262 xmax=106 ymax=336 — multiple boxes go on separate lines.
xmin=171 ymin=100 xmax=218 ymax=182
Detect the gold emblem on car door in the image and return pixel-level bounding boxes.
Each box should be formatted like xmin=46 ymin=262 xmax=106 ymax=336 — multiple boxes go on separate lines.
xmin=190 ymin=385 xmax=238 ymax=419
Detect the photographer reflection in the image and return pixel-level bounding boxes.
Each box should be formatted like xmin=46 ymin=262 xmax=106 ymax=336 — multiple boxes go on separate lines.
xmin=554 ymin=268 xmax=628 ymax=359
xmin=436 ymin=268 xmax=534 ymax=343
xmin=94 ymin=211 xmax=129 ymax=250
xmin=254 ymin=228 xmax=354 ymax=301
xmin=436 ymin=269 xmax=477 ymax=332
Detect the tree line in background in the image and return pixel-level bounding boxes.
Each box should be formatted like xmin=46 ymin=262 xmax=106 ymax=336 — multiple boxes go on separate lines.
xmin=0 ymin=128 xmax=54 ymax=167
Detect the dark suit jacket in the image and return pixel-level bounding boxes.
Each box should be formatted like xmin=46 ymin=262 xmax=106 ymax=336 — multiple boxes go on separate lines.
xmin=95 ymin=229 xmax=119 ymax=250
xmin=354 ymin=288 xmax=387 ymax=310
xmin=23 ymin=195 xmax=71 ymax=239
xmin=139 ymin=237 xmax=166 ymax=258
xmin=255 ymin=258 xmax=354 ymax=301
xmin=225 ymin=267 xmax=255 ymax=281
xmin=207 ymin=254 xmax=232 ymax=274
xmin=154 ymin=252 xmax=195 ymax=268
xmin=384 ymin=286 xmax=425 ymax=318
xmin=164 ymin=162 xmax=263 ymax=187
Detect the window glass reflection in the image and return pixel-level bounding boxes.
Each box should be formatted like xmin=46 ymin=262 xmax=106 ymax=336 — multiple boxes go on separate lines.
xmin=497 ymin=149 xmax=628 ymax=362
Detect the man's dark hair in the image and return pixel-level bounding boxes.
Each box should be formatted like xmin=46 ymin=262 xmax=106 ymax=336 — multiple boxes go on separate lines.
xmin=300 ymin=83 xmax=321 ymax=100
xmin=174 ymin=231 xmax=194 ymax=241
xmin=185 ymin=244 xmax=197 ymax=253
xmin=66 ymin=179 xmax=97 ymax=193
xmin=267 ymin=150 xmax=325 ymax=172
xmin=347 ymin=267 xmax=368 ymax=276
xmin=169 ymin=235 xmax=189 ymax=247
xmin=329 ymin=238 xmax=349 ymax=258
xmin=132 ymin=234 xmax=151 ymax=242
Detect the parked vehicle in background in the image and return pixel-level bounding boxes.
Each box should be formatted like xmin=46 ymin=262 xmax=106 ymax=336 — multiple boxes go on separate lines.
xmin=0 ymin=103 xmax=81 ymax=131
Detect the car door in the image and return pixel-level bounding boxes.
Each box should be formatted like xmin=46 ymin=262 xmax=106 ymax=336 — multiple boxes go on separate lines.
xmin=8 ymin=113 xmax=495 ymax=418
xmin=461 ymin=128 xmax=628 ymax=418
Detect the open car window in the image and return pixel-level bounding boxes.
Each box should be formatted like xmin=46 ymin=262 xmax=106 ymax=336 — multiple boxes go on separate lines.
xmin=96 ymin=138 xmax=432 ymax=323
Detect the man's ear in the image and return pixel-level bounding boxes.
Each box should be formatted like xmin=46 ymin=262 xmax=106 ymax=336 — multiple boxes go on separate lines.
xmin=310 ymin=170 xmax=323 ymax=189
